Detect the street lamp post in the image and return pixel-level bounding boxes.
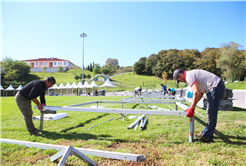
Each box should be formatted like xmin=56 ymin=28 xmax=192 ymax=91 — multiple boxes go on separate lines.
xmin=80 ymin=33 xmax=87 ymax=85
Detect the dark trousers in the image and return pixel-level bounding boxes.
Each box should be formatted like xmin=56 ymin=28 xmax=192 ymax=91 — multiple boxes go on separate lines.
xmin=15 ymin=93 xmax=36 ymax=132
xmin=203 ymin=80 xmax=225 ymax=139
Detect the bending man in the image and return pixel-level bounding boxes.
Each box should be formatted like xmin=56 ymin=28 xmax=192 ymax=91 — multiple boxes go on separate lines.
xmin=173 ymin=69 xmax=225 ymax=143
xmin=15 ymin=76 xmax=56 ymax=136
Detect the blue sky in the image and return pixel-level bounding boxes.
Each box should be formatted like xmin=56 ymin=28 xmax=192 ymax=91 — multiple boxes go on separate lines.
xmin=1 ymin=1 xmax=245 ymax=68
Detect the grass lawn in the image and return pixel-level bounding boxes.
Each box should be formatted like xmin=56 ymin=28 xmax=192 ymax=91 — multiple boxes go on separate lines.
xmin=30 ymin=69 xmax=95 ymax=86
xmin=1 ymin=96 xmax=246 ymax=165
xmin=225 ymin=81 xmax=246 ymax=89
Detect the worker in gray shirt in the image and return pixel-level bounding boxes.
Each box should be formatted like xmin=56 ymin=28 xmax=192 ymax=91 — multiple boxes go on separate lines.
xmin=173 ymin=69 xmax=225 ymax=143
xmin=15 ymin=76 xmax=56 ymax=136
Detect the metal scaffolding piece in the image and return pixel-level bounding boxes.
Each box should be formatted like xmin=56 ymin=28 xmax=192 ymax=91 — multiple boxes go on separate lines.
xmin=56 ymin=145 xmax=97 ymax=166
xmin=34 ymin=100 xmax=195 ymax=142
xmin=127 ymin=114 xmax=145 ymax=129
xmin=140 ymin=116 xmax=149 ymax=130
xmin=115 ymin=113 xmax=129 ymax=121
xmin=0 ymin=138 xmax=146 ymax=162
xmin=35 ymin=106 xmax=187 ymax=116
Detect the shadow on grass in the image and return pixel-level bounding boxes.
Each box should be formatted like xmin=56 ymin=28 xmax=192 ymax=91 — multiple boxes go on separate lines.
xmin=41 ymin=130 xmax=112 ymax=141
xmin=41 ymin=130 xmax=133 ymax=143
xmin=194 ymin=115 xmax=246 ymax=145
xmin=61 ymin=114 xmax=110 ymax=133
xmin=232 ymin=106 xmax=246 ymax=111
xmin=132 ymin=104 xmax=139 ymax=109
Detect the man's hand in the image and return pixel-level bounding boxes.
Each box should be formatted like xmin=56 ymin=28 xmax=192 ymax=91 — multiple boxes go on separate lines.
xmin=185 ymin=107 xmax=195 ymax=117
xmin=37 ymin=104 xmax=43 ymax=110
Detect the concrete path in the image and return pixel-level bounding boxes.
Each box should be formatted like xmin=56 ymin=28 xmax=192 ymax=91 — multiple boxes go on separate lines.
xmin=232 ymin=90 xmax=246 ymax=109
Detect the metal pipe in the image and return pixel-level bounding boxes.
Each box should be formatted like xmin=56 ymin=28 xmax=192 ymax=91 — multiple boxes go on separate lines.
xmin=189 ymin=117 xmax=194 ymax=143
xmin=0 ymin=138 xmax=146 ymax=161
xmin=40 ymin=112 xmax=44 ymax=131
xmin=35 ymin=106 xmax=187 ymax=116
xmin=166 ymin=104 xmax=175 ymax=111
xmin=140 ymin=115 xmax=149 ymax=130
xmin=140 ymin=117 xmax=143 ymax=127
xmin=134 ymin=119 xmax=139 ymax=130
xmin=115 ymin=114 xmax=129 ymax=121
xmin=127 ymin=114 xmax=145 ymax=129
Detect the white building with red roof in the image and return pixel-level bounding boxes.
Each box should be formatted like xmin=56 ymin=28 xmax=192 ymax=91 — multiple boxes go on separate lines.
xmin=22 ymin=57 xmax=75 ymax=69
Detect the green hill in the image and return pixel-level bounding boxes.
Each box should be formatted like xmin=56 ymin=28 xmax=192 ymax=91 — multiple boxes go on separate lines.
xmin=29 ymin=69 xmax=179 ymax=92
xmin=28 ymin=69 xmax=246 ymax=91
xmin=30 ymin=69 xmax=94 ymax=85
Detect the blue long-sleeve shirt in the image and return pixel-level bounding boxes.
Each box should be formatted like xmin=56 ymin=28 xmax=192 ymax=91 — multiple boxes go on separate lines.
xmin=162 ymin=85 xmax=167 ymax=92
xmin=19 ymin=80 xmax=47 ymax=104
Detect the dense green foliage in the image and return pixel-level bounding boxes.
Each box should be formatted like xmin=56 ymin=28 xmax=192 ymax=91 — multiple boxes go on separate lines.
xmin=1 ymin=57 xmax=31 ymax=85
xmin=134 ymin=42 xmax=245 ymax=81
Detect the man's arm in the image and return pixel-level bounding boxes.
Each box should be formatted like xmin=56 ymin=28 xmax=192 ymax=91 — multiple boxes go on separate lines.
xmin=31 ymin=98 xmax=43 ymax=110
xmin=190 ymin=82 xmax=203 ymax=109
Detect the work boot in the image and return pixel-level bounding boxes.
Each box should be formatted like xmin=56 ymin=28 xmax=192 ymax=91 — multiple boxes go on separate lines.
xmin=195 ymin=132 xmax=203 ymax=138
xmin=29 ymin=130 xmax=42 ymax=136
xmin=199 ymin=136 xmax=213 ymax=143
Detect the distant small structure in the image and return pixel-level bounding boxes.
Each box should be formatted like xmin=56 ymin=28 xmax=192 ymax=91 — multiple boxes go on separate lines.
xmin=21 ymin=57 xmax=76 ymax=73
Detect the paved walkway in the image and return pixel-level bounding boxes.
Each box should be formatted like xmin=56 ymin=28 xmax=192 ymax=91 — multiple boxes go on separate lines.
xmin=232 ymin=90 xmax=246 ymax=109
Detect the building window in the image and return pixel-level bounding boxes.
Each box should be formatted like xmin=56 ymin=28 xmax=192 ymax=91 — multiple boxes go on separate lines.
xmin=35 ymin=62 xmax=38 ymax=66
xmin=40 ymin=62 xmax=41 ymax=66
xmin=54 ymin=62 xmax=57 ymax=65
xmin=58 ymin=62 xmax=62 ymax=65
xmin=63 ymin=62 xmax=66 ymax=65
xmin=44 ymin=62 xmax=47 ymax=66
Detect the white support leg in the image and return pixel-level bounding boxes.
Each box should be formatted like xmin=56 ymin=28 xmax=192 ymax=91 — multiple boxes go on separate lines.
xmin=189 ymin=117 xmax=194 ymax=143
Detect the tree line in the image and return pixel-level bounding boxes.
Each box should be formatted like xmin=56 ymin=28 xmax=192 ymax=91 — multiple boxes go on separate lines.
xmin=134 ymin=42 xmax=246 ymax=82
xmin=1 ymin=42 xmax=245 ymax=86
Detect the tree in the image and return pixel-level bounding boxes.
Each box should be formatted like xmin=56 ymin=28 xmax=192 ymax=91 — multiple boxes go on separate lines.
xmin=90 ymin=63 xmax=93 ymax=72
xmin=233 ymin=50 xmax=245 ymax=80
xmin=138 ymin=57 xmax=147 ymax=67
xmin=106 ymin=58 xmax=119 ymax=68
xmin=162 ymin=71 xmax=167 ymax=84
xmin=134 ymin=62 xmax=145 ymax=74
xmin=152 ymin=61 xmax=165 ymax=77
xmin=58 ymin=66 xmax=63 ymax=72
xmin=74 ymin=75 xmax=79 ymax=81
xmin=79 ymin=73 xmax=86 ymax=81
xmin=195 ymin=48 xmax=221 ymax=76
xmin=86 ymin=74 xmax=91 ymax=79
xmin=216 ymin=42 xmax=242 ymax=82
xmin=93 ymin=63 xmax=101 ymax=75
xmin=1 ymin=57 xmax=31 ymax=83
xmin=114 ymin=64 xmax=120 ymax=70
xmin=42 ymin=66 xmax=47 ymax=72
xmin=101 ymin=68 xmax=110 ymax=75
xmin=145 ymin=54 xmax=159 ymax=75
xmin=4 ymin=69 xmax=19 ymax=81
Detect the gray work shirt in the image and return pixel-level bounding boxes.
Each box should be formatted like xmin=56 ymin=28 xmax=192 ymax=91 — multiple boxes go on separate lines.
xmin=185 ymin=69 xmax=221 ymax=94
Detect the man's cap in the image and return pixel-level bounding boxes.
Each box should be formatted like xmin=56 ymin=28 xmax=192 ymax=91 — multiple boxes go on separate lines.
xmin=173 ymin=69 xmax=183 ymax=84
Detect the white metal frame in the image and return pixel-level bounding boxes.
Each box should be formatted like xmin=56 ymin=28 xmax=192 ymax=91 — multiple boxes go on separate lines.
xmin=56 ymin=145 xmax=97 ymax=166
xmin=35 ymin=100 xmax=194 ymax=142
xmin=0 ymin=138 xmax=146 ymax=162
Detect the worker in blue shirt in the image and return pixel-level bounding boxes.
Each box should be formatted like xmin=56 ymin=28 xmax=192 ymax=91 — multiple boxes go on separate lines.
xmin=161 ymin=84 xmax=168 ymax=95
xmin=168 ymin=88 xmax=176 ymax=96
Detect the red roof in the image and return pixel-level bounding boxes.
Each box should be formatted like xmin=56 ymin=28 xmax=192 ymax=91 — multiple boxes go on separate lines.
xmin=24 ymin=58 xmax=67 ymax=62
